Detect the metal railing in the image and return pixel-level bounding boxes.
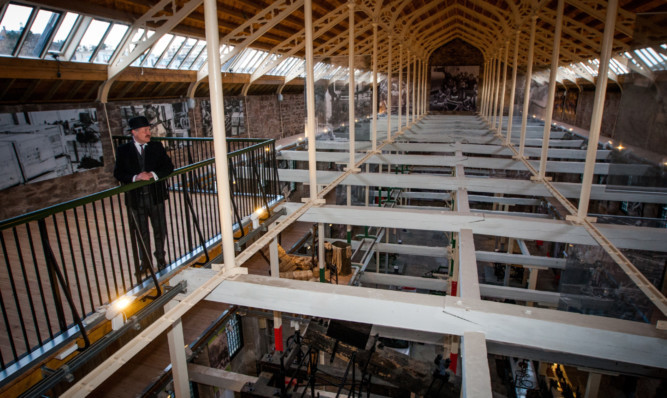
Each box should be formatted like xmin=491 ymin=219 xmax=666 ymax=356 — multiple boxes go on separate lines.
xmin=0 ymin=137 xmax=280 ymax=382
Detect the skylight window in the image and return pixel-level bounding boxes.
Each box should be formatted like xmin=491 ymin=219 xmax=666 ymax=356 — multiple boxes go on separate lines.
xmin=72 ymin=19 xmax=110 ymax=62
xmin=18 ymin=9 xmax=60 ymax=58
xmin=47 ymin=12 xmax=78 ymax=54
xmin=191 ymin=47 xmax=207 ymax=70
xmin=168 ymin=37 xmax=195 ymax=68
xmin=268 ymin=56 xmax=301 ymax=76
xmin=0 ymin=3 xmax=33 ymax=56
xmin=229 ymin=48 xmax=268 ymax=74
xmin=156 ymin=35 xmax=185 ymax=68
xmin=92 ymin=23 xmax=128 ymax=64
xmin=142 ymin=33 xmax=173 ymax=67
xmin=179 ymin=40 xmax=205 ymax=69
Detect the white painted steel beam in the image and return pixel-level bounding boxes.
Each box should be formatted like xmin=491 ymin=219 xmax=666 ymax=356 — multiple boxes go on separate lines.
xmin=458 ymin=229 xmax=480 ymax=300
xmin=277 ymin=169 xmax=667 ymax=205
xmin=475 ymin=251 xmax=567 ymax=269
xmin=205 ymin=273 xmax=667 ymax=369
xmin=359 ymin=272 xmax=447 ymax=292
xmin=311 ymin=142 xmax=607 ymax=160
xmin=277 ymin=150 xmax=631 ymax=175
xmin=461 ymin=332 xmax=493 ymax=398
xmin=479 ymin=284 xmax=561 ymax=305
xmin=280 ymin=203 xmax=667 ymax=252
xmin=188 ymin=364 xmax=258 ymax=391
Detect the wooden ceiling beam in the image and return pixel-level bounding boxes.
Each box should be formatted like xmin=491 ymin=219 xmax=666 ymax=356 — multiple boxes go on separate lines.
xmin=0 ymin=58 xmax=106 ymax=81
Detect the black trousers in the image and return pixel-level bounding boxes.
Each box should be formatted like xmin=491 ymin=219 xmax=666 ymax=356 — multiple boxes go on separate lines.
xmin=129 ymin=195 xmax=168 ymax=271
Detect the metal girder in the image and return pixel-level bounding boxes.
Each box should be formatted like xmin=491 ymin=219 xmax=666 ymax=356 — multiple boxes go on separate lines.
xmin=479 ymin=284 xmax=561 ymax=306
xmin=249 ymin=4 xmax=348 ymax=84
xmin=459 ymin=229 xmax=480 ymax=300
xmin=280 ymin=203 xmax=667 ymax=252
xmin=311 ymin=141 xmax=609 ymax=160
xmin=461 ymin=332 xmax=493 ymax=398
xmin=205 ymin=273 xmax=667 ymax=369
xmin=107 ymin=0 xmax=202 ymax=81
xmin=475 ymin=251 xmax=567 ymax=269
xmin=195 ymin=0 xmax=304 ymax=83
xmin=359 ymin=272 xmax=447 ymax=292
xmin=316 ymin=19 xmax=372 ymax=57
xmin=277 ymin=150 xmax=627 ymax=175
xmin=277 ymin=169 xmax=667 ymax=205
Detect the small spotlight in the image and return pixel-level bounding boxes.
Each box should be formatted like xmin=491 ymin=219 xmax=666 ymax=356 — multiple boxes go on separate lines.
xmin=112 ymin=296 xmax=133 ymax=313
xmin=568 ymin=128 xmax=573 ymax=131
xmin=255 ymin=207 xmax=266 ymax=217
xmin=298 ymin=137 xmax=303 ymax=141
xmin=616 ymin=144 xmax=625 ymax=151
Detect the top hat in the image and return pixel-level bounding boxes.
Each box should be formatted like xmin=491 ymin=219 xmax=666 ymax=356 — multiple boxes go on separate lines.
xmin=128 ymin=116 xmax=151 ymax=130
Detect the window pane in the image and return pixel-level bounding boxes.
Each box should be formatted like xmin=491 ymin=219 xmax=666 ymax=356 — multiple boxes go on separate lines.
xmin=143 ymin=33 xmax=172 ymax=67
xmin=191 ymin=47 xmax=207 ymax=70
xmin=156 ymin=35 xmax=184 ymax=68
xmin=179 ymin=40 xmax=205 ymax=69
xmin=93 ymin=23 xmax=128 ymax=64
xmin=0 ymin=4 xmax=34 ymax=55
xmin=72 ymin=19 xmax=110 ymax=62
xmin=47 ymin=12 xmax=78 ymax=53
xmin=169 ymin=37 xmax=196 ymax=69
xmin=19 ymin=9 xmax=60 ymax=58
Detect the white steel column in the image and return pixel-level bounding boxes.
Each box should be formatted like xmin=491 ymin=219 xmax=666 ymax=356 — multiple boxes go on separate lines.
xmin=481 ymin=61 xmax=488 ymax=117
xmin=536 ymin=0 xmax=564 ymax=180
xmin=305 ymin=0 xmax=318 ymax=200
xmin=505 ymin=31 xmax=520 ymax=145
xmin=492 ymin=53 xmax=501 ymax=129
xmin=577 ymin=0 xmax=618 ymax=219
xmin=497 ymin=41 xmax=509 ymax=137
xmin=412 ymin=55 xmax=417 ymax=123
xmin=347 ymin=1 xmax=356 ymax=171
xmin=269 ymin=234 xmax=284 ymax=350
xmin=386 ymin=35 xmax=393 ymax=140
xmin=346 ymin=1 xmax=356 ymax=242
xmin=405 ymin=51 xmax=411 ymax=127
xmin=204 ymin=0 xmax=236 ymax=270
xmin=166 ymin=300 xmax=189 ymax=398
xmin=517 ymin=15 xmax=537 ymax=158
xmin=584 ymin=372 xmax=602 ymax=398
xmin=398 ymin=44 xmax=403 ymax=130
xmin=372 ymin=21 xmax=378 ymax=151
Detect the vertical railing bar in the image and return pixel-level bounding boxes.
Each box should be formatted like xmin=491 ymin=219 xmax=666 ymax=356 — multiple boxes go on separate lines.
xmin=0 ymin=290 xmax=8 ymax=369
xmin=24 ymin=223 xmax=53 ymax=341
xmin=0 ymin=232 xmax=21 ymax=362
xmin=109 ymin=196 xmax=128 ymax=293
xmin=51 ymin=214 xmax=70 ymax=289
xmin=167 ymin=177 xmax=178 ymax=266
xmin=72 ymin=207 xmax=95 ymax=311
xmin=37 ymin=219 xmax=68 ymax=332
xmin=116 ymin=194 xmax=137 ymax=288
xmin=37 ymin=220 xmax=92 ymax=352
xmin=77 ymin=205 xmax=103 ymax=308
xmin=91 ymin=201 xmax=112 ymax=301
xmin=63 ymin=210 xmax=86 ymax=314
xmin=100 ymin=198 xmax=120 ymax=298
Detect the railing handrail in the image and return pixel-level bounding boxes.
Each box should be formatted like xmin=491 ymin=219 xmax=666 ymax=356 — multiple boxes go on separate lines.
xmin=112 ymin=135 xmax=270 ymax=143
xmin=0 ymin=138 xmax=275 ymax=231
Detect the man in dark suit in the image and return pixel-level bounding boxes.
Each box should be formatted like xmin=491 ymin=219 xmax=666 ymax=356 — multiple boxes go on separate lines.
xmin=114 ymin=116 xmax=174 ymax=275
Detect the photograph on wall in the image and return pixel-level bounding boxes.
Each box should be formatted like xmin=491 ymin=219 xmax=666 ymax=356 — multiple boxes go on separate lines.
xmin=312 ymin=55 xmax=372 ymax=140
xmin=0 ymin=108 xmax=101 ymax=190
xmin=200 ymin=98 xmax=245 ymax=137
xmin=563 ymin=90 xmax=578 ymax=123
xmin=120 ymin=102 xmax=191 ymax=139
xmin=429 ymin=65 xmax=478 ymax=112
